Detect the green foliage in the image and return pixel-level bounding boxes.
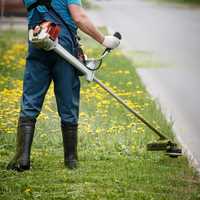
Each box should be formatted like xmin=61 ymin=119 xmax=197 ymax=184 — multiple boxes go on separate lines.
xmin=81 ymin=0 xmax=92 ymax=8
xmin=152 ymin=0 xmax=200 ymax=5
xmin=0 ymin=31 xmax=200 ymax=200
xmin=168 ymin=0 xmax=200 ymax=3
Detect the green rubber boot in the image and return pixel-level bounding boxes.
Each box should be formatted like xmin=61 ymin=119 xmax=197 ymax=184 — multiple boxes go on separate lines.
xmin=61 ymin=123 xmax=78 ymax=169
xmin=7 ymin=117 xmax=36 ymax=172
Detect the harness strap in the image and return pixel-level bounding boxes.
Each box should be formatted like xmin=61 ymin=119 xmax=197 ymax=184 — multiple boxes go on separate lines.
xmin=27 ymin=0 xmax=79 ymax=47
xmin=27 ymin=0 xmax=51 ymax=12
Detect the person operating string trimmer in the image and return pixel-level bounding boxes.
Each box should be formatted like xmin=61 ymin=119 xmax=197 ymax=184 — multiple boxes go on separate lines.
xmin=7 ymin=0 xmax=120 ymax=171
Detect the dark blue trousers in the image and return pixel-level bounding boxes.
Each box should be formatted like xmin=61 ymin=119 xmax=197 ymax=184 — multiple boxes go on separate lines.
xmin=20 ymin=41 xmax=80 ymax=125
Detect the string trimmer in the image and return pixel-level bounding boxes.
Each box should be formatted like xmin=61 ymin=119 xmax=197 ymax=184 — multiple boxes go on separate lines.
xmin=29 ymin=22 xmax=182 ymax=158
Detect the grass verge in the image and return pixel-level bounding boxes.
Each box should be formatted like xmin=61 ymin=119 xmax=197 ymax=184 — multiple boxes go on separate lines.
xmin=82 ymin=0 xmax=92 ymax=8
xmin=124 ymin=50 xmax=171 ymax=69
xmin=148 ymin=0 xmax=200 ymax=6
xmin=0 ymin=30 xmax=200 ymax=200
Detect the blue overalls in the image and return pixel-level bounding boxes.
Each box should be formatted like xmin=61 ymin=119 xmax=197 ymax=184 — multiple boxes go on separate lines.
xmin=21 ymin=0 xmax=81 ymax=125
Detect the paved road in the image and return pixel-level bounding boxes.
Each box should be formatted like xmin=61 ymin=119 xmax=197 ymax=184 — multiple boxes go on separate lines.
xmin=88 ymin=0 xmax=200 ymax=171
xmin=138 ymin=67 xmax=200 ymax=171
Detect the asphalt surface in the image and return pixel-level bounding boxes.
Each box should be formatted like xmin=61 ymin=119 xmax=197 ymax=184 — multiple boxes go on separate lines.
xmin=88 ymin=0 xmax=200 ymax=171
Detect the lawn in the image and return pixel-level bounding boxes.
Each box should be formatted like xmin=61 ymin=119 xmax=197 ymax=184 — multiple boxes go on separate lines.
xmin=149 ymin=0 xmax=200 ymax=6
xmin=0 ymin=30 xmax=200 ymax=200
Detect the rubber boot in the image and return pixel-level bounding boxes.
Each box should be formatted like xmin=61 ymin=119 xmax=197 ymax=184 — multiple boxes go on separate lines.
xmin=61 ymin=123 xmax=78 ymax=169
xmin=7 ymin=117 xmax=36 ymax=172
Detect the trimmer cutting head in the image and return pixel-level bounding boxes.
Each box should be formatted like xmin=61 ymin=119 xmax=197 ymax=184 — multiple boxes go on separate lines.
xmin=147 ymin=140 xmax=182 ymax=158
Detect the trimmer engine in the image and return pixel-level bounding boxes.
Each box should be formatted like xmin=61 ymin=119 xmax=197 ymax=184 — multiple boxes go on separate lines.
xmin=29 ymin=21 xmax=60 ymax=50
xmin=29 ymin=21 xmax=99 ymax=81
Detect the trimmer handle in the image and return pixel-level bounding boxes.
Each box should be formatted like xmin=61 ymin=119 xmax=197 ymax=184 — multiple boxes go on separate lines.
xmin=105 ymin=32 xmax=122 ymax=52
xmin=113 ymin=32 xmax=122 ymax=40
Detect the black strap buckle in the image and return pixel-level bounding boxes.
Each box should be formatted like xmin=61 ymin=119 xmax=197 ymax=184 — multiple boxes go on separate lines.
xmin=27 ymin=0 xmax=52 ymax=12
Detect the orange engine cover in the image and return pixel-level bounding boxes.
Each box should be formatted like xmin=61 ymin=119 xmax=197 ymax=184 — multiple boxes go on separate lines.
xmin=34 ymin=21 xmax=61 ymax=41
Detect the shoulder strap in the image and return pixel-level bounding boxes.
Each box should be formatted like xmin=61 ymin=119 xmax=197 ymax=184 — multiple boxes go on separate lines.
xmin=27 ymin=1 xmax=78 ymax=46
xmin=27 ymin=0 xmax=51 ymax=11
xmin=50 ymin=6 xmax=78 ymax=46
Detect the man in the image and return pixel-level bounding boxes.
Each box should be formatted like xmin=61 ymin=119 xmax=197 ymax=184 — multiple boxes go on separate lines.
xmin=7 ymin=0 xmax=120 ymax=171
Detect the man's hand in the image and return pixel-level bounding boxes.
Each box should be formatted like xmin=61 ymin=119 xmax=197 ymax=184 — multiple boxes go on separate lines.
xmin=102 ymin=36 xmax=120 ymax=49
xmin=68 ymin=5 xmax=121 ymax=49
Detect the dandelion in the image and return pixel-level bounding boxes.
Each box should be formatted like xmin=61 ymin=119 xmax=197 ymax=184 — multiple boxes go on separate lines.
xmin=24 ymin=187 xmax=32 ymax=193
xmin=127 ymin=81 xmax=132 ymax=86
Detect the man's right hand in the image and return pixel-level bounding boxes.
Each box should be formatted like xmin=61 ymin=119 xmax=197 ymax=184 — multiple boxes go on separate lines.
xmin=68 ymin=4 xmax=121 ymax=49
xmin=102 ymin=36 xmax=120 ymax=49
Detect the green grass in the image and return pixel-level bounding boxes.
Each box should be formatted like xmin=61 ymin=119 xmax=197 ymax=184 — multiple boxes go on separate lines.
xmin=82 ymin=0 xmax=92 ymax=8
xmin=125 ymin=50 xmax=172 ymax=69
xmin=0 ymin=30 xmax=200 ymax=200
xmin=148 ymin=0 xmax=200 ymax=6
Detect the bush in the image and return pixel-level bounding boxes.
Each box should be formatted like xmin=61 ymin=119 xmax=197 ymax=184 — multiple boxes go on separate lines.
xmin=82 ymin=0 xmax=92 ymax=8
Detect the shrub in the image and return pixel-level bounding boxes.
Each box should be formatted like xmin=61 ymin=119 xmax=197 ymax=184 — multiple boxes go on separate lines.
xmin=81 ymin=0 xmax=92 ymax=8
